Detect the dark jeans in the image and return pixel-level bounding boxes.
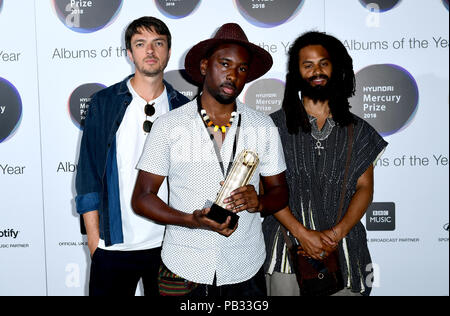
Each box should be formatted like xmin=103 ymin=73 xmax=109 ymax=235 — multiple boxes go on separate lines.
xmin=89 ymin=247 xmax=161 ymax=296
xmin=187 ymin=267 xmax=267 ymax=297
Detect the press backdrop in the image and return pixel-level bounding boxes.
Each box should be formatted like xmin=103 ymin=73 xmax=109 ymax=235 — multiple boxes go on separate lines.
xmin=0 ymin=0 xmax=448 ymax=296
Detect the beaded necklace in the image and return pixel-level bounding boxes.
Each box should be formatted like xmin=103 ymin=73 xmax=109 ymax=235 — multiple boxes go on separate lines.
xmin=200 ymin=108 xmax=237 ymax=134
xmin=197 ymin=96 xmax=242 ymax=178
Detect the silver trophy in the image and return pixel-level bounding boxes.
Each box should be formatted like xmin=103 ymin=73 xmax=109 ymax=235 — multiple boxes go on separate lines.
xmin=207 ymin=150 xmax=260 ymax=229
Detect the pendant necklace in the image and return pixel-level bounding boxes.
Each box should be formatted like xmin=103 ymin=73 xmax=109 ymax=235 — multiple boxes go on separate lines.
xmin=309 ymin=115 xmax=335 ymax=156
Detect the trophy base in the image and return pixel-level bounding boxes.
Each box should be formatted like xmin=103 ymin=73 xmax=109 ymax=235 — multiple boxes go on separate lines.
xmin=207 ymin=204 xmax=239 ymax=229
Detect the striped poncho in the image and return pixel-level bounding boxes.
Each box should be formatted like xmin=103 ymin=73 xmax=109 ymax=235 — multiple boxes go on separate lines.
xmin=263 ymin=109 xmax=388 ymax=296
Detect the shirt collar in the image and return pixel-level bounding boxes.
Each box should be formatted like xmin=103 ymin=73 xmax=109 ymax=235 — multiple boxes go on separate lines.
xmin=308 ymin=113 xmax=336 ymax=127
xmin=191 ymin=96 xmax=244 ymax=118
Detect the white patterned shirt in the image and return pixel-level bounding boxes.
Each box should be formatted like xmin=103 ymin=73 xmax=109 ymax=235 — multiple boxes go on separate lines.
xmin=137 ymin=99 xmax=286 ymax=286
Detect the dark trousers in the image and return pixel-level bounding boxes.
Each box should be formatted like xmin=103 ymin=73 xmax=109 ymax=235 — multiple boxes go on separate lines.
xmin=188 ymin=267 xmax=267 ymax=297
xmin=89 ymin=247 xmax=161 ymax=296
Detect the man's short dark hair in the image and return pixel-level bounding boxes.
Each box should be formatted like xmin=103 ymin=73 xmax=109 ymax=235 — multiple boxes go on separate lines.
xmin=125 ymin=16 xmax=172 ymax=51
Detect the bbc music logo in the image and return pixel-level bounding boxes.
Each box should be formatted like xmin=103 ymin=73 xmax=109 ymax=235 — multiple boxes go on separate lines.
xmin=350 ymin=64 xmax=419 ymax=137
xmin=234 ymin=0 xmax=304 ymax=28
xmin=155 ymin=0 xmax=201 ymax=19
xmin=68 ymin=83 xmax=106 ymax=130
xmin=359 ymin=0 xmax=402 ymax=12
xmin=366 ymin=202 xmax=396 ymax=231
xmin=0 ymin=77 xmax=22 ymax=144
xmin=52 ymin=0 xmax=123 ymax=33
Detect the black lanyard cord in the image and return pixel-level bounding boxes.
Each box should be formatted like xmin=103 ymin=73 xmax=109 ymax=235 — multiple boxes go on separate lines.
xmin=197 ymin=96 xmax=242 ymax=178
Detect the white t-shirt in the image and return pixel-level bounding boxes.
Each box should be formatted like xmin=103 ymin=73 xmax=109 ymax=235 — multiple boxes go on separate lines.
xmin=97 ymin=79 xmax=169 ymax=251
xmin=137 ymin=99 xmax=287 ymax=285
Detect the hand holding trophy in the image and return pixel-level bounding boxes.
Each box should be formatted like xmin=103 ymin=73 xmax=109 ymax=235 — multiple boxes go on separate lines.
xmin=207 ymin=150 xmax=260 ymax=229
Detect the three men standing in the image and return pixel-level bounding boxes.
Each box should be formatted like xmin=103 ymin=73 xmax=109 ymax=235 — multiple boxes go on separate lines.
xmin=76 ymin=18 xmax=386 ymax=297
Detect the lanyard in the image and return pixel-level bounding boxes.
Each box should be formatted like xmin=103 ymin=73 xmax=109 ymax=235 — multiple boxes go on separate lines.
xmin=197 ymin=97 xmax=242 ymax=179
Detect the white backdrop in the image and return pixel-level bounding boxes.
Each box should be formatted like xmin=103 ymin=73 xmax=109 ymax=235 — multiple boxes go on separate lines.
xmin=0 ymin=0 xmax=448 ymax=296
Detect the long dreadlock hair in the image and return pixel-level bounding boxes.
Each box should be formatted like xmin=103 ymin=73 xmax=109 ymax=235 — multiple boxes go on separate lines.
xmin=282 ymin=31 xmax=356 ymax=134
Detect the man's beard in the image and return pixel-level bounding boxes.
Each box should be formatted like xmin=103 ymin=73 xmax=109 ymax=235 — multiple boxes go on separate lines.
xmin=140 ymin=65 xmax=165 ymax=78
xmin=299 ymin=74 xmax=336 ymax=102
xmin=206 ymin=81 xmax=239 ymax=105
xmin=214 ymin=94 xmax=235 ymax=105
xmin=137 ymin=57 xmax=168 ymax=78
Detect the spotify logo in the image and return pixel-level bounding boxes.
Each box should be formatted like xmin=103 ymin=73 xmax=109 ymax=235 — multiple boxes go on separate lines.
xmin=165 ymin=70 xmax=199 ymax=101
xmin=69 ymin=83 xmax=106 ymax=129
xmin=350 ymin=64 xmax=419 ymax=137
xmin=0 ymin=78 xmax=22 ymax=143
xmin=52 ymin=0 xmax=123 ymax=33
xmin=244 ymin=78 xmax=285 ymax=115
xmin=155 ymin=0 xmax=201 ymax=19
xmin=359 ymin=0 xmax=401 ymax=12
xmin=234 ymin=0 xmax=304 ymax=28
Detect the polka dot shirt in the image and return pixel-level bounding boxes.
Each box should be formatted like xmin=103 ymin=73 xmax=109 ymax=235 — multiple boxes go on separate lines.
xmin=137 ymin=99 xmax=286 ymax=286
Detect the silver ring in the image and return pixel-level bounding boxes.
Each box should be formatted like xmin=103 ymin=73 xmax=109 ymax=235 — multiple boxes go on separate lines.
xmin=319 ymin=251 xmax=325 ymax=258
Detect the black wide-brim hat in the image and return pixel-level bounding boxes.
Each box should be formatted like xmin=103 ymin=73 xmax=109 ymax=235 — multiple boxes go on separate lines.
xmin=185 ymin=23 xmax=273 ymax=86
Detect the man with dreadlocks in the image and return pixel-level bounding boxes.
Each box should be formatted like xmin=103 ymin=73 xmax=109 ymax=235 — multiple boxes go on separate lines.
xmin=263 ymin=31 xmax=388 ymax=296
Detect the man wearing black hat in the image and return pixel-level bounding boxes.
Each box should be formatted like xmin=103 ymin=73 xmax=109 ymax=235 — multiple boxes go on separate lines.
xmin=132 ymin=23 xmax=288 ymax=296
